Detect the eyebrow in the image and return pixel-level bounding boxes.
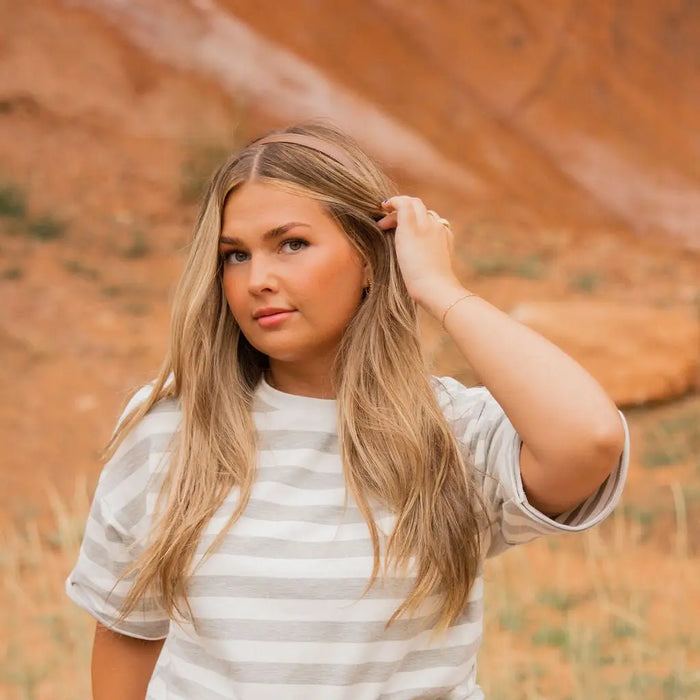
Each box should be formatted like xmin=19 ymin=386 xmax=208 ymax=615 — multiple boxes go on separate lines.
xmin=219 ymin=222 xmax=311 ymax=247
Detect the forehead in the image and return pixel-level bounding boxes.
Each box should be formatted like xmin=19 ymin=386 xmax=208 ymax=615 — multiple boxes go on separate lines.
xmin=221 ymin=181 xmax=329 ymax=236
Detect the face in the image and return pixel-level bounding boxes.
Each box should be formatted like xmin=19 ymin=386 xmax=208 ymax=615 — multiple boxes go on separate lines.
xmin=219 ymin=181 xmax=368 ymax=370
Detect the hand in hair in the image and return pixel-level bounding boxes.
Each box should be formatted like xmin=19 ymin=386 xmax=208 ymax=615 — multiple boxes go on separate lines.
xmin=377 ymin=196 xmax=460 ymax=305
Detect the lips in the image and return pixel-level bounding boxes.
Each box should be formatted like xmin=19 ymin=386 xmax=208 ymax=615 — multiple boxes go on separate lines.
xmin=253 ymin=307 xmax=295 ymax=319
xmin=255 ymin=310 xmax=296 ymax=328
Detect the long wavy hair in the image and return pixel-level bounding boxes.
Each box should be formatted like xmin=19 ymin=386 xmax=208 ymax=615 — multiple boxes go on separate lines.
xmin=108 ymin=121 xmax=485 ymax=634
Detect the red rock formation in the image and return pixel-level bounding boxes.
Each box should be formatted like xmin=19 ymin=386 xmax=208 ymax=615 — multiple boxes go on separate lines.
xmin=0 ymin=0 xmax=697 ymax=513
xmin=217 ymin=0 xmax=700 ymax=247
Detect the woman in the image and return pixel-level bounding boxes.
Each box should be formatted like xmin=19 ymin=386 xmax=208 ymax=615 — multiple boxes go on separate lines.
xmin=67 ymin=122 xmax=629 ymax=699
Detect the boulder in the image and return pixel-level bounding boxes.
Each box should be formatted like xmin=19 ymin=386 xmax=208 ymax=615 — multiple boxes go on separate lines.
xmin=510 ymin=301 xmax=700 ymax=406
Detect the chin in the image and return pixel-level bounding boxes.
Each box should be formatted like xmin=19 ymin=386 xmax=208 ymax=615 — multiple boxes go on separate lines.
xmin=264 ymin=348 xmax=313 ymax=364
xmin=244 ymin=338 xmax=305 ymax=363
xmin=242 ymin=326 xmax=340 ymax=364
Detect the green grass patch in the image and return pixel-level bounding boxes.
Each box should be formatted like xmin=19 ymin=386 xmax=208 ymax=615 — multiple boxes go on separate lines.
xmin=0 ymin=183 xmax=27 ymax=219
xmin=101 ymin=285 xmax=123 ymax=297
xmin=0 ymin=183 xmax=73 ymax=242
xmin=1 ymin=266 xmax=22 ymax=280
xmin=610 ymin=618 xmax=638 ymax=639
xmin=628 ymin=670 xmax=700 ymax=698
xmin=497 ymin=608 xmax=525 ymax=632
xmin=122 ymin=228 xmax=150 ymax=259
xmin=0 ymin=642 xmax=49 ymax=698
xmin=661 ymin=671 xmax=700 ymax=698
xmin=532 ymin=625 xmax=570 ymax=648
xmin=642 ymin=406 xmax=700 ymax=470
xmin=181 ymin=141 xmax=234 ymax=204
xmin=621 ymin=504 xmax=656 ymax=537
xmin=62 ymin=259 xmax=99 ymax=279
xmin=472 ymin=252 xmax=546 ymax=279
xmin=537 ymin=589 xmax=583 ymax=612
xmin=28 ymin=215 xmax=67 ymax=241
xmin=642 ymin=448 xmax=686 ymax=468
xmin=124 ymin=301 xmax=150 ymax=316
xmin=570 ymin=271 xmax=602 ymax=293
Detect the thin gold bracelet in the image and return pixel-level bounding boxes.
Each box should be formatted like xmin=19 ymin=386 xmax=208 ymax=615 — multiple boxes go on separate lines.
xmin=441 ymin=292 xmax=476 ymax=330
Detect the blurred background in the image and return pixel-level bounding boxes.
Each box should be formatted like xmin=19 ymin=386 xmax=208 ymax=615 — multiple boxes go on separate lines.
xmin=1 ymin=1 xmax=698 ymax=697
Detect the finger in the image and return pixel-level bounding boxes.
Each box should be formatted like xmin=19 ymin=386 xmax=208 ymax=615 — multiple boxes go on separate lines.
xmin=384 ymin=197 xmax=445 ymax=237
xmin=411 ymin=198 xmax=432 ymax=231
xmin=376 ymin=211 xmax=397 ymax=230
xmin=382 ymin=195 xmax=421 ymax=213
xmin=427 ymin=209 xmax=453 ymax=243
xmin=393 ymin=196 xmax=420 ymax=232
xmin=406 ymin=198 xmax=443 ymax=238
xmin=427 ymin=209 xmax=445 ymax=223
xmin=387 ymin=196 xmax=430 ymax=233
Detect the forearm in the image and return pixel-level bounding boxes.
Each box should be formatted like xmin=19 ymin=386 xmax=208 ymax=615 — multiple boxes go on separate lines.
xmin=420 ymin=281 xmax=625 ymax=489
xmin=92 ymin=622 xmax=165 ymax=699
xmin=377 ymin=193 xmax=624 ymax=512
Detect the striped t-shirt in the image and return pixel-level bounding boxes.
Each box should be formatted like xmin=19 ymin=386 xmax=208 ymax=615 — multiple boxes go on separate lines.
xmin=66 ymin=375 xmax=629 ymax=699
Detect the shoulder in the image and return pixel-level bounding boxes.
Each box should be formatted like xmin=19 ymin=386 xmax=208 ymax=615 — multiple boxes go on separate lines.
xmin=430 ymin=375 xmax=518 ymax=479
xmin=111 ymin=383 xmax=181 ymax=462
xmin=95 ymin=384 xmax=181 ymax=516
xmin=430 ymin=375 xmax=502 ymax=425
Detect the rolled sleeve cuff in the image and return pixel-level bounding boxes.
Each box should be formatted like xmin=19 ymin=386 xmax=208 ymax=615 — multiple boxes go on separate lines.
xmin=502 ymin=410 xmax=630 ymax=544
xmin=65 ymin=574 xmax=170 ymax=641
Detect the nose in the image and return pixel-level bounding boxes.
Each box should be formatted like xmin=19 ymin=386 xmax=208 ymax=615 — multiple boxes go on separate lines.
xmin=246 ymin=254 xmax=279 ymax=294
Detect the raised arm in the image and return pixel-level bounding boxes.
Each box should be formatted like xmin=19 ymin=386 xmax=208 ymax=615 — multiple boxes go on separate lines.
xmin=92 ymin=622 xmax=165 ymax=699
xmin=379 ymin=196 xmax=626 ymax=516
xmin=422 ymin=281 xmax=624 ymax=515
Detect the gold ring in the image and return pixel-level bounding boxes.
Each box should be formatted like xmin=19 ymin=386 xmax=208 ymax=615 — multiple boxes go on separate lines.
xmin=428 ymin=210 xmax=451 ymax=230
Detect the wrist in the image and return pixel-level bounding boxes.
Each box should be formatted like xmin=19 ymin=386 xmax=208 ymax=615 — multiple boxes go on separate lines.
xmin=440 ymin=291 xmax=478 ymax=330
xmin=413 ymin=278 xmax=470 ymax=319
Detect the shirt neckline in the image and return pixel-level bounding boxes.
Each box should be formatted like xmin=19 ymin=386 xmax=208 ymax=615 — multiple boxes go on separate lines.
xmin=256 ymin=374 xmax=338 ymax=414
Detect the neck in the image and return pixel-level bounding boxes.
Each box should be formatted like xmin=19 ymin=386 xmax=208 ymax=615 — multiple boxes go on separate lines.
xmin=266 ymin=362 xmax=336 ymax=399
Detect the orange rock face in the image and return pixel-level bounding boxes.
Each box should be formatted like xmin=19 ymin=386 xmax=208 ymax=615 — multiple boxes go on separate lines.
xmin=0 ymin=0 xmax=697 ymax=514
xmin=511 ymin=301 xmax=700 ymax=406
xmin=217 ymin=0 xmax=700 ymax=248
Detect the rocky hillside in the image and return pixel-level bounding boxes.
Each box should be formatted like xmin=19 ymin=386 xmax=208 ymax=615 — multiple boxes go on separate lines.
xmin=0 ymin=0 xmax=698 ymax=517
xmin=82 ymin=0 xmax=700 ymax=245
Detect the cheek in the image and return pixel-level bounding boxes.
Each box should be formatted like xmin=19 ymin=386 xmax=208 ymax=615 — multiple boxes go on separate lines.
xmin=221 ymin=274 xmax=246 ymax=316
xmin=298 ymin=259 xmax=363 ymax=312
xmin=310 ymin=247 xmax=364 ymax=289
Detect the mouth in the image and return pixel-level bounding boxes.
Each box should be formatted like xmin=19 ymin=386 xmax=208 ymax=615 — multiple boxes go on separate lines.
xmin=255 ymin=310 xmax=296 ymax=327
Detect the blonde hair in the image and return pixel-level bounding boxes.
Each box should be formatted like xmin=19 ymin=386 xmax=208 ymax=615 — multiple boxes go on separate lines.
xmin=109 ymin=121 xmax=485 ymax=634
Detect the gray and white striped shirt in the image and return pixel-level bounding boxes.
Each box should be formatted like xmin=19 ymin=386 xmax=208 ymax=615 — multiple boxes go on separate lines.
xmin=66 ymin=375 xmax=629 ymax=698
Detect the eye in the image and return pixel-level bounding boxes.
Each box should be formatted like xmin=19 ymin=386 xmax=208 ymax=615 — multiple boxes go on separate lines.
xmin=281 ymin=238 xmax=309 ymax=253
xmin=221 ymin=250 xmax=249 ymax=265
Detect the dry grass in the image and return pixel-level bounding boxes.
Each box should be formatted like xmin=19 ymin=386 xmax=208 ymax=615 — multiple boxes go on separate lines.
xmin=480 ymin=494 xmax=700 ymax=699
xmin=0 ymin=478 xmax=92 ymax=700
xmin=1 ymin=403 xmax=699 ymax=699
